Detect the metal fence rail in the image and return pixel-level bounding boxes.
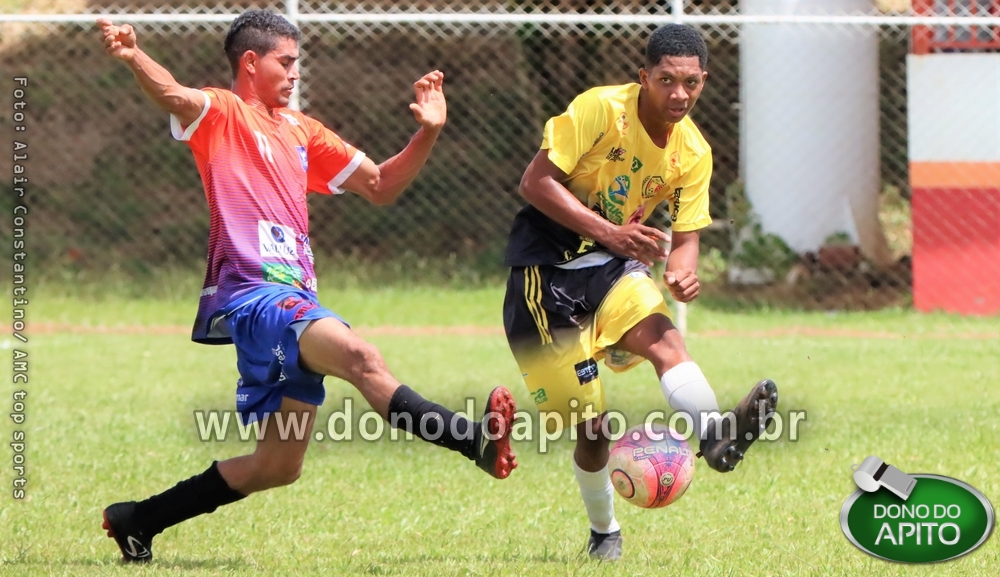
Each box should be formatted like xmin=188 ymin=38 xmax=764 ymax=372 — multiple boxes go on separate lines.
xmin=3 ymin=2 xmax=998 ymax=312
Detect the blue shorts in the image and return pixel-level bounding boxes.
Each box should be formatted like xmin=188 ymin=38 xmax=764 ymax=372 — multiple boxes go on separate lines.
xmin=218 ymin=285 xmax=346 ymax=424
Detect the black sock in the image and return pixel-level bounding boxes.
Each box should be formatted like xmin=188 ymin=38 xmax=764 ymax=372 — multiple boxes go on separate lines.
xmin=134 ymin=461 xmax=246 ymax=536
xmin=387 ymin=385 xmax=478 ymax=460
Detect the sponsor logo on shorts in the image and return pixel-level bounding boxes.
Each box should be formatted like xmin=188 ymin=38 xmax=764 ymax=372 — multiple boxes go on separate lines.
xmin=277 ymin=295 xmax=320 ymax=320
xmin=575 ymin=358 xmax=599 ymax=385
xmin=259 ymin=220 xmax=298 ymax=260
xmin=262 ymin=262 xmax=305 ymax=289
xmin=278 ymin=296 xmax=304 ymax=310
xmin=531 ymin=388 xmax=549 ymax=405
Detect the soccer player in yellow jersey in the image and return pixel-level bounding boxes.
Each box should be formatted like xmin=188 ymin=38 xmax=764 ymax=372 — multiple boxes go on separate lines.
xmin=503 ymin=24 xmax=779 ymax=560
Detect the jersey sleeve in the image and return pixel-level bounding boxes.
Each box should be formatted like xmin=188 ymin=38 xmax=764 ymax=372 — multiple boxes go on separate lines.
xmin=670 ymin=151 xmax=713 ymax=232
xmin=169 ymin=88 xmax=230 ymax=163
xmin=302 ymin=115 xmax=367 ymax=195
xmin=540 ymin=90 xmax=610 ymax=175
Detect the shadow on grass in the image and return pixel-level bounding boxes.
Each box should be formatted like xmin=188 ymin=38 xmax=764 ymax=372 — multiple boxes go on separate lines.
xmin=2 ymin=556 xmax=250 ymax=571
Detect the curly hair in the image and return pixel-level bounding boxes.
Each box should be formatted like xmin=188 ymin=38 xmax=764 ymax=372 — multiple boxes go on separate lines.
xmin=645 ymin=24 xmax=708 ymax=70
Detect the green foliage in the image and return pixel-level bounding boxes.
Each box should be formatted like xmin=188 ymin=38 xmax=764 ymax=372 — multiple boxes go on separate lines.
xmin=697 ymin=246 xmax=727 ymax=284
xmin=725 ymin=180 xmax=799 ymax=276
xmin=823 ymin=231 xmax=854 ymax=246
xmin=730 ymin=221 xmax=799 ymax=273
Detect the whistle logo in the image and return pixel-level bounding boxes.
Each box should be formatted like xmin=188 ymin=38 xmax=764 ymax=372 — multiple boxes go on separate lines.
xmin=841 ymin=460 xmax=995 ymax=563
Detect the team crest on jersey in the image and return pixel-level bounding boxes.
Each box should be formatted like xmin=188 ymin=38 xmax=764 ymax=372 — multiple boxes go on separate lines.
xmin=617 ymin=112 xmax=629 ymax=134
xmin=670 ymin=151 xmax=681 ymax=169
xmin=258 ymin=220 xmax=298 ymax=260
xmin=642 ymin=175 xmax=666 ymax=200
xmin=295 ymin=146 xmax=308 ymax=172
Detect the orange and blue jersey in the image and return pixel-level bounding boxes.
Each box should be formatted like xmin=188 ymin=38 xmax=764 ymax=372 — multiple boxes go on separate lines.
xmin=170 ymin=88 xmax=364 ymax=343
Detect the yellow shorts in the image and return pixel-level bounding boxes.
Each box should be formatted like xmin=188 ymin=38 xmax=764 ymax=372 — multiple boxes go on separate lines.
xmin=503 ymin=259 xmax=671 ymax=433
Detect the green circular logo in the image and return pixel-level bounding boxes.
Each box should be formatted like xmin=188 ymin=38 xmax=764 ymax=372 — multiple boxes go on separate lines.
xmin=841 ymin=474 xmax=995 ymax=563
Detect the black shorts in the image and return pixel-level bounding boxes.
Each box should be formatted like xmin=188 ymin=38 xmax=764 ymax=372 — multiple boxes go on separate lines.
xmin=503 ymin=258 xmax=672 ymax=431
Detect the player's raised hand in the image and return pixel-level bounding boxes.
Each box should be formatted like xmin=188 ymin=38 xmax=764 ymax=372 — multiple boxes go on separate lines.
xmin=97 ymin=19 xmax=137 ymax=63
xmin=601 ymin=223 xmax=670 ymax=267
xmin=665 ymin=268 xmax=700 ymax=303
xmin=409 ymin=70 xmax=446 ymax=132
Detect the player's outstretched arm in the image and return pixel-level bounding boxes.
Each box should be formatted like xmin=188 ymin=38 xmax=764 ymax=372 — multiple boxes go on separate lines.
xmin=519 ymin=150 xmax=669 ymax=267
xmin=341 ymin=71 xmax=446 ymax=205
xmin=96 ymin=19 xmax=205 ymax=128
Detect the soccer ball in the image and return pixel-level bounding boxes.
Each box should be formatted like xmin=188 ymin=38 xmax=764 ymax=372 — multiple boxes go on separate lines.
xmin=608 ymin=423 xmax=695 ymax=509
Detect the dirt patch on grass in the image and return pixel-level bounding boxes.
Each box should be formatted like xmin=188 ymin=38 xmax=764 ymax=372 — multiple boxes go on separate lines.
xmin=5 ymin=323 xmax=997 ymax=340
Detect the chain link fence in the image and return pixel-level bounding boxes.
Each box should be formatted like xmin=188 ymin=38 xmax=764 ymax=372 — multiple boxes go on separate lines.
xmin=3 ymin=1 xmax=998 ymax=312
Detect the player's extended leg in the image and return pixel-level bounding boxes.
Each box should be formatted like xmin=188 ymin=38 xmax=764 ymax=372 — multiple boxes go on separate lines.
xmin=102 ymin=396 xmax=313 ymax=563
xmin=217 ymin=396 xmax=315 ymax=493
xmin=298 ymin=317 xmax=516 ymax=479
xmin=574 ymin=413 xmax=623 ymax=561
xmin=614 ymin=313 xmax=778 ymax=472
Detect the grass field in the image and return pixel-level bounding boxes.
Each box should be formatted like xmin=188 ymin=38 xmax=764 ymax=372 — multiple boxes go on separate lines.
xmin=2 ymin=285 xmax=999 ymax=575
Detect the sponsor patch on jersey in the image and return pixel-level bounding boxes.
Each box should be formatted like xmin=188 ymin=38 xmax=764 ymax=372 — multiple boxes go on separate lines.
xmin=299 ymin=233 xmax=314 ymax=264
xmin=670 ymin=187 xmax=684 ymax=222
xmin=259 ymin=220 xmax=298 ymax=260
xmin=262 ymin=262 xmax=305 ymax=289
xmin=295 ymin=145 xmax=308 ymax=172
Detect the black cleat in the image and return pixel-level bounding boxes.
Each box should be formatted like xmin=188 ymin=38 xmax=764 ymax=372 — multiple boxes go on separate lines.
xmin=474 ymin=386 xmax=518 ymax=479
xmin=586 ymin=530 xmax=623 ymax=561
xmin=102 ymin=501 xmax=154 ymax=563
xmin=699 ymin=379 xmax=778 ymax=473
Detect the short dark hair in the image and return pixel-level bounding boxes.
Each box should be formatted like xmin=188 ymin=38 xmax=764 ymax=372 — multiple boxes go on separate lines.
xmin=645 ymin=24 xmax=708 ymax=70
xmin=224 ymin=10 xmax=301 ymax=77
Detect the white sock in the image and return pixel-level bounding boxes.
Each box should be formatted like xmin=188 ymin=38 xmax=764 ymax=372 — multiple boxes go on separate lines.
xmin=659 ymin=361 xmax=721 ymax=441
xmin=573 ymin=459 xmax=621 ymax=534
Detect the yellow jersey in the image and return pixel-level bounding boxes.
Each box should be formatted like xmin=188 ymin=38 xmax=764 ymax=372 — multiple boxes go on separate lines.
xmin=505 ymin=83 xmax=713 ymax=266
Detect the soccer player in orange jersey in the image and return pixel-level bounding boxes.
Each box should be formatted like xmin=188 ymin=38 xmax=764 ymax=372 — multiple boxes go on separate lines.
xmin=96 ymin=10 xmax=516 ymax=563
